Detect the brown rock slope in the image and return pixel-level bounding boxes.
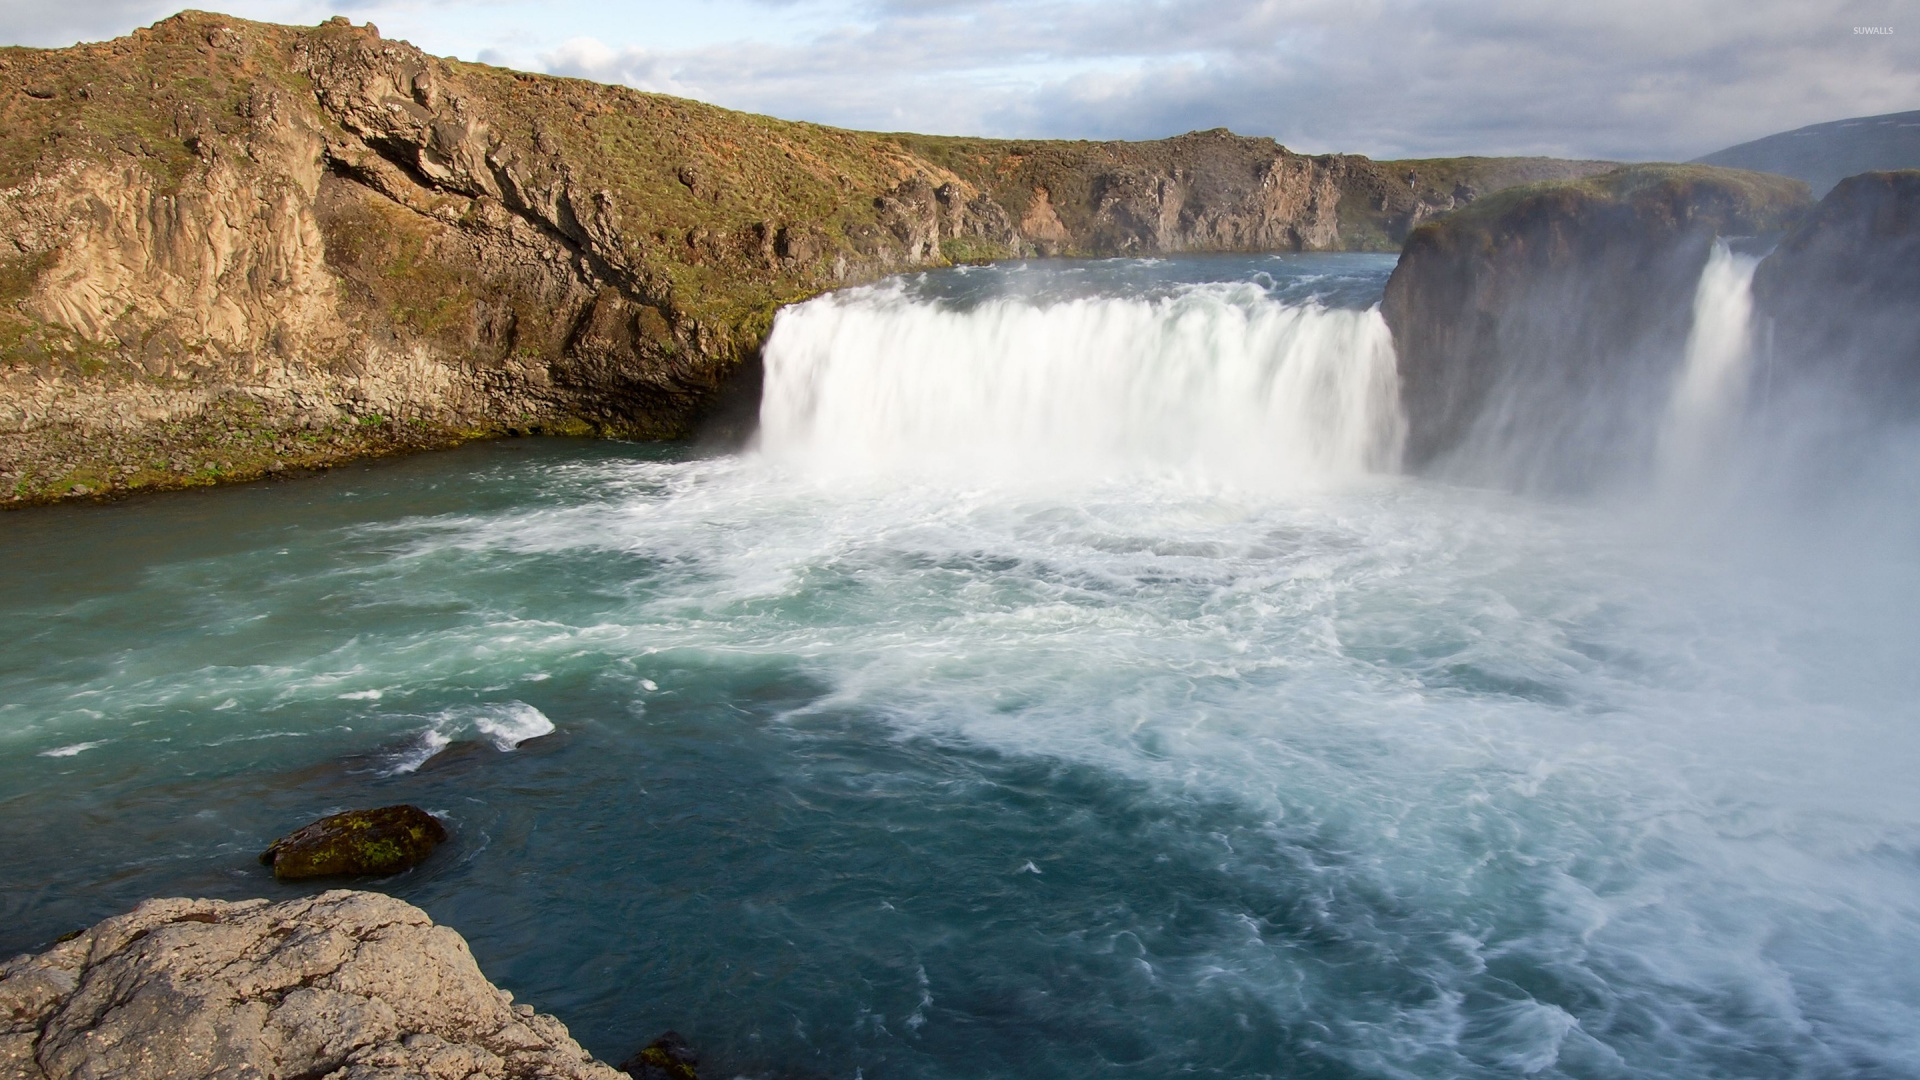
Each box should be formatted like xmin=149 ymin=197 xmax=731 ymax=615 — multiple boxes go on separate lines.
xmin=0 ymin=891 xmax=624 ymax=1080
xmin=1381 ymin=164 xmax=1809 ymax=491
xmin=0 ymin=10 xmax=1613 ymax=506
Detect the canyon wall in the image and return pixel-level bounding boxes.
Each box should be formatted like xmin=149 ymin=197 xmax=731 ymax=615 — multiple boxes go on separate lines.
xmin=0 ymin=11 xmax=1613 ymax=506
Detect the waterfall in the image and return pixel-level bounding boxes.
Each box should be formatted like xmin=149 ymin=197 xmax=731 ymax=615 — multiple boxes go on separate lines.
xmin=756 ymin=281 xmax=1405 ymax=488
xmin=1658 ymin=240 xmax=1761 ymax=486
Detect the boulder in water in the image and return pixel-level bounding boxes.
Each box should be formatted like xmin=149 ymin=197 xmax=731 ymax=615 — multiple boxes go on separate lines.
xmin=619 ymin=1031 xmax=700 ymax=1080
xmin=0 ymin=890 xmax=623 ymax=1080
xmin=259 ymin=804 xmax=447 ymax=880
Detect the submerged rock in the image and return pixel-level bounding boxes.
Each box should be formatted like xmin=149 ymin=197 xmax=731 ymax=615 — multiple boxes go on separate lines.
xmin=1380 ymin=163 xmax=1809 ymax=491
xmin=259 ymin=804 xmax=448 ymax=880
xmin=619 ymin=1031 xmax=700 ymax=1080
xmin=0 ymin=890 xmax=624 ymax=1080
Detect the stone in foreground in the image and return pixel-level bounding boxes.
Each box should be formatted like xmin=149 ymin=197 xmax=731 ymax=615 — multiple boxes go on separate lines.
xmin=259 ymin=804 xmax=448 ymax=880
xmin=0 ymin=890 xmax=624 ymax=1080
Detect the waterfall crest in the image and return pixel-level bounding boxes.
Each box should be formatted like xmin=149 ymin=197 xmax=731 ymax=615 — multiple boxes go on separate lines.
xmin=756 ymin=282 xmax=1405 ymax=488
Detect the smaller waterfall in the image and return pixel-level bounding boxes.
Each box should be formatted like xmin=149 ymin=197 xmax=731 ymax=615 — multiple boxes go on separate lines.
xmin=1658 ymin=240 xmax=1761 ymax=486
xmin=756 ymin=282 xmax=1405 ymax=489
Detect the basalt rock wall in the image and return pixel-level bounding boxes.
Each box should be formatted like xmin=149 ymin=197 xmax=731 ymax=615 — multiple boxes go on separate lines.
xmin=1750 ymin=170 xmax=1920 ymax=415
xmin=1380 ymin=164 xmax=1810 ymax=492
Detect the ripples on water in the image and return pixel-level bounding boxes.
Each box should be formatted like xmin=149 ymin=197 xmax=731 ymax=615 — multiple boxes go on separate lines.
xmin=4 ymin=254 xmax=1920 ymax=1078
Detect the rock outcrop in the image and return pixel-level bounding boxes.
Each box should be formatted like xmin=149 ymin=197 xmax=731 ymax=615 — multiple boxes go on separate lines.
xmin=1380 ymin=164 xmax=1810 ymax=491
xmin=0 ymin=890 xmax=624 ymax=1080
xmin=0 ymin=10 xmax=1613 ymax=507
xmin=1751 ymin=170 xmax=1920 ymax=413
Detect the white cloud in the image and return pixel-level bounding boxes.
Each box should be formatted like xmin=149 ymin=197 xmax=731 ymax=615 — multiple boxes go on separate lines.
xmin=0 ymin=0 xmax=177 ymax=47
xmin=0 ymin=0 xmax=1913 ymax=159
xmin=544 ymin=37 xmax=706 ymax=99
xmin=532 ymin=0 xmax=1920 ymax=159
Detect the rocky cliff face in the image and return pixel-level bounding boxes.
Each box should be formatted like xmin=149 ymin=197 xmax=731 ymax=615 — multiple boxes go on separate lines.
xmin=896 ymin=134 xmax=1615 ymax=258
xmin=0 ymin=11 xmax=1613 ymax=507
xmin=1751 ymin=170 xmax=1920 ymax=414
xmin=1334 ymin=155 xmax=1619 ymax=252
xmin=0 ymin=890 xmax=624 ymax=1080
xmin=894 ymin=128 xmax=1351 ymax=257
xmin=1380 ymin=164 xmax=1810 ymax=491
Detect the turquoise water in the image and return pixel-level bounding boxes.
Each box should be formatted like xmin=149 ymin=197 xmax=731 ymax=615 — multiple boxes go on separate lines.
xmin=5 ymin=256 xmax=1920 ymax=1078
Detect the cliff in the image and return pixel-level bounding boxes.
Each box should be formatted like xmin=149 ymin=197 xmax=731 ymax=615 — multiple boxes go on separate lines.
xmin=889 ymin=133 xmax=1614 ymax=257
xmin=1332 ymin=154 xmax=1619 ymax=252
xmin=0 ymin=890 xmax=625 ymax=1080
xmin=0 ymin=11 xmax=1612 ymax=506
xmin=1380 ymin=164 xmax=1810 ymax=491
xmin=1751 ymin=170 xmax=1920 ymax=414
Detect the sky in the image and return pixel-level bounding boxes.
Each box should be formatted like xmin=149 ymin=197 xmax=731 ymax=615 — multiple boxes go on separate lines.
xmin=1 ymin=0 xmax=1913 ymax=160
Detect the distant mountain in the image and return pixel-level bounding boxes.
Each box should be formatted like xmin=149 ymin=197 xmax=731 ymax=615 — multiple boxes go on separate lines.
xmin=1694 ymin=110 xmax=1920 ymax=195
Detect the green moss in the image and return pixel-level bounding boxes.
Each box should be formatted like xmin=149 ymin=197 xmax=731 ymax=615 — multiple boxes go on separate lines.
xmin=375 ymin=227 xmax=479 ymax=339
xmin=1333 ymin=203 xmax=1396 ymax=253
xmin=1447 ymin=163 xmax=1811 ymax=237
xmin=0 ymin=14 xmax=283 ymax=194
xmin=541 ymin=417 xmax=598 ymax=437
xmin=0 ymin=251 xmax=52 ymax=304
xmin=940 ymin=236 xmax=1015 ymax=264
xmin=634 ymin=1045 xmax=697 ymax=1080
xmin=1 ymin=397 xmax=509 ymax=508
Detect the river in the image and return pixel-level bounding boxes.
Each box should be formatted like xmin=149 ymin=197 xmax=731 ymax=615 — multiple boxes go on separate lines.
xmin=4 ymin=253 xmax=1918 ymax=1077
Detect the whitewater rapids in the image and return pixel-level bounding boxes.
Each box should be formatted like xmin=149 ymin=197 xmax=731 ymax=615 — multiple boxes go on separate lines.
xmin=3 ymin=255 xmax=1918 ymax=1078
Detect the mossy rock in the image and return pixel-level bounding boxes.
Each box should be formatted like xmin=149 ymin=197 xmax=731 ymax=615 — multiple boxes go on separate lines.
xmin=618 ymin=1031 xmax=699 ymax=1080
xmin=258 ymin=805 xmax=448 ymax=880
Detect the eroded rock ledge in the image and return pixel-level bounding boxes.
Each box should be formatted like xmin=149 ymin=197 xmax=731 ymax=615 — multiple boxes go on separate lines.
xmin=0 ymin=890 xmax=624 ymax=1080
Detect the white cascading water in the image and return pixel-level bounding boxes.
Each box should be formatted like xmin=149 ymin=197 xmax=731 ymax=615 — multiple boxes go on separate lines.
xmin=1657 ymin=240 xmax=1761 ymax=487
xmin=756 ymin=282 xmax=1405 ymax=488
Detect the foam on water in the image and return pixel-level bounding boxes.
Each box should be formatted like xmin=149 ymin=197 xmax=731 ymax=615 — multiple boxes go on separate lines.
xmin=467 ymin=701 xmax=557 ymax=751
xmin=37 ymin=741 xmax=106 ymax=758
xmin=2 ymin=255 xmax=1918 ymax=1078
xmin=382 ymin=728 xmax=452 ymax=776
xmin=380 ymin=702 xmax=556 ymax=774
